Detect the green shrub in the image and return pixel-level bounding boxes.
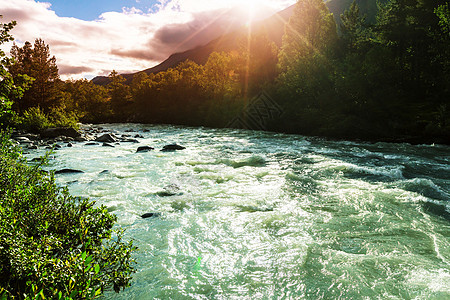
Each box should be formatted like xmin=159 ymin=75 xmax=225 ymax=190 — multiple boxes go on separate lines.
xmin=16 ymin=107 xmax=50 ymax=133
xmin=0 ymin=131 xmax=136 ymax=299
xmin=16 ymin=106 xmax=80 ymax=133
xmin=47 ymin=107 xmax=79 ymax=130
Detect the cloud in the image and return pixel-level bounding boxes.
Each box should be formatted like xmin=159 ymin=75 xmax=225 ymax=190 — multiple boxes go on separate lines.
xmin=58 ymin=65 xmax=95 ymax=76
xmin=110 ymin=48 xmax=163 ymax=61
xmin=0 ymin=0 xmax=295 ymax=80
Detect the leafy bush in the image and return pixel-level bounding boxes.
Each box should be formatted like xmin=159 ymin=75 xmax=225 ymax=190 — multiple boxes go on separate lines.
xmin=16 ymin=106 xmax=79 ymax=133
xmin=16 ymin=107 xmax=50 ymax=133
xmin=47 ymin=106 xmax=79 ymax=130
xmin=0 ymin=131 xmax=136 ymax=299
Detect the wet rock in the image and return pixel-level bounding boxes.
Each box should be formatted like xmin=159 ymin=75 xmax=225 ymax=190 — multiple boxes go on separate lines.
xmin=75 ymin=136 xmax=88 ymax=142
xmin=16 ymin=137 xmax=31 ymax=142
xmin=136 ymin=146 xmax=154 ymax=153
xmin=99 ymin=170 xmax=110 ymax=175
xmin=55 ymin=169 xmax=84 ymax=175
xmin=143 ymin=129 xmax=150 ymax=133
xmin=141 ymin=212 xmax=161 ymax=219
xmin=41 ymin=127 xmax=81 ymax=139
xmin=121 ymin=138 xmax=139 ymax=143
xmin=103 ymin=142 xmax=115 ymax=148
xmin=45 ymin=144 xmax=62 ymax=150
xmin=67 ymin=143 xmax=73 ymax=147
xmin=161 ymin=144 xmax=186 ymax=152
xmin=157 ymin=184 xmax=183 ymax=197
xmin=95 ymin=133 xmax=118 ymax=143
xmin=134 ymin=134 xmax=144 ymax=138
xmin=85 ymin=142 xmax=99 ymax=146
xmin=28 ymin=145 xmax=38 ymax=150
xmin=19 ymin=140 xmax=33 ymax=145
xmin=14 ymin=133 xmax=39 ymax=141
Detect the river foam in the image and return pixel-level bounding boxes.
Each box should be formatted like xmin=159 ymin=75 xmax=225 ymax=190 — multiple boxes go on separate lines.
xmin=24 ymin=124 xmax=450 ymax=299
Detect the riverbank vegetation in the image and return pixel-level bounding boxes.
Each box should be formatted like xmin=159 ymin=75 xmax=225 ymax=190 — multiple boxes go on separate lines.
xmin=1 ymin=0 xmax=449 ymax=144
xmin=0 ymin=132 xmax=136 ymax=298
xmin=1 ymin=17 xmax=136 ymax=299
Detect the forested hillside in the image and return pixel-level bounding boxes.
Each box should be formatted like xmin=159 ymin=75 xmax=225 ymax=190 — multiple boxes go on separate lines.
xmin=2 ymin=0 xmax=449 ymax=144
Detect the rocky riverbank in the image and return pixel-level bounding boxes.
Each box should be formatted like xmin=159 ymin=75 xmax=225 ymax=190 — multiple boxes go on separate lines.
xmin=10 ymin=124 xmax=186 ymax=153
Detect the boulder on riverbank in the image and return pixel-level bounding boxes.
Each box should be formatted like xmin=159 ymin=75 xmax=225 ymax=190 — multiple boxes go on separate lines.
xmin=41 ymin=128 xmax=81 ymax=139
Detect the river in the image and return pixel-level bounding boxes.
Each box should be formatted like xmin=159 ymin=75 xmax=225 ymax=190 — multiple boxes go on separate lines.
xmin=26 ymin=124 xmax=450 ymax=299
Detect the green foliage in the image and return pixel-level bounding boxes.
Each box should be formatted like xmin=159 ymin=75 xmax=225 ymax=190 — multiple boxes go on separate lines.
xmin=237 ymin=30 xmax=279 ymax=97
xmin=16 ymin=106 xmax=79 ymax=133
xmin=61 ymin=79 xmax=110 ymax=123
xmin=45 ymin=0 xmax=448 ymax=143
xmin=107 ymin=71 xmax=130 ymax=120
xmin=270 ymin=0 xmax=450 ymax=142
xmin=17 ymin=107 xmax=50 ymax=132
xmin=0 ymin=16 xmax=33 ymax=128
xmin=0 ymin=131 xmax=136 ymax=299
xmin=9 ymin=39 xmax=59 ymax=113
xmin=435 ymin=3 xmax=450 ymax=34
xmin=278 ymin=0 xmax=338 ymax=72
xmin=47 ymin=106 xmax=79 ymax=130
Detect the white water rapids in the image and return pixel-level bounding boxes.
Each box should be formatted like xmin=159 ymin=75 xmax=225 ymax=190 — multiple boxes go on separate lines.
xmin=25 ymin=124 xmax=450 ymax=299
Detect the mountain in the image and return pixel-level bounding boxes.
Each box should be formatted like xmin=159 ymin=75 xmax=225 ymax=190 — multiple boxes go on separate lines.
xmin=92 ymin=0 xmax=380 ymax=85
xmin=91 ymin=5 xmax=295 ymax=85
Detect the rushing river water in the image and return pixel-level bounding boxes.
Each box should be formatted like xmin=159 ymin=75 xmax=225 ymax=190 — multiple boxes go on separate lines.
xmin=26 ymin=124 xmax=450 ymax=299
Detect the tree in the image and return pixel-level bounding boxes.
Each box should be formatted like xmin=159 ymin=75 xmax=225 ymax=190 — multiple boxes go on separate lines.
xmin=9 ymin=38 xmax=59 ymax=113
xmin=0 ymin=16 xmax=32 ymax=127
xmin=340 ymin=0 xmax=368 ymax=52
xmin=63 ymin=79 xmax=110 ymax=123
xmin=435 ymin=3 xmax=450 ymax=35
xmin=107 ymin=70 xmax=130 ymax=120
xmin=238 ymin=30 xmax=279 ymax=97
xmin=202 ymin=52 xmax=240 ymax=98
xmin=278 ymin=0 xmax=338 ymax=72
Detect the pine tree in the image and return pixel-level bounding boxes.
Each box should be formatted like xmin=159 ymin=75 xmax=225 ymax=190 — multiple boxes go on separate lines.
xmin=278 ymin=0 xmax=338 ymax=72
xmin=9 ymin=39 xmax=59 ymax=113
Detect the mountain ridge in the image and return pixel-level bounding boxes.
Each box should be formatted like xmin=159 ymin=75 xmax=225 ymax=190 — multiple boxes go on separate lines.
xmin=92 ymin=0 xmax=379 ymax=85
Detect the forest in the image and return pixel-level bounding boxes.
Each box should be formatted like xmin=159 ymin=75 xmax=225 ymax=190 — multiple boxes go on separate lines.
xmin=1 ymin=0 xmax=450 ymax=144
xmin=1 ymin=1 xmax=450 ymax=298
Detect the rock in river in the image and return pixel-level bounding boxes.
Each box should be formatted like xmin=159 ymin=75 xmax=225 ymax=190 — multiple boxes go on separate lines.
xmin=157 ymin=184 xmax=183 ymax=197
xmin=137 ymin=146 xmax=154 ymax=153
xmin=55 ymin=169 xmax=84 ymax=175
xmin=41 ymin=127 xmax=81 ymax=139
xmin=141 ymin=212 xmax=161 ymax=219
xmin=161 ymin=144 xmax=186 ymax=152
xmin=95 ymin=133 xmax=118 ymax=143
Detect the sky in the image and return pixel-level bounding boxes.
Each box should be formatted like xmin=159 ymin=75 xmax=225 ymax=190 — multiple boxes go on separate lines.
xmin=0 ymin=0 xmax=296 ymax=80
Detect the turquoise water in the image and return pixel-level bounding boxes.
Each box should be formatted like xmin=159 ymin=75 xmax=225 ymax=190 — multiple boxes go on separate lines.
xmin=28 ymin=124 xmax=450 ymax=299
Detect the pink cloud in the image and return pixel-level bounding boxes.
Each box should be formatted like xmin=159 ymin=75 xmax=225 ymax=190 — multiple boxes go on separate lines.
xmin=0 ymin=0 xmax=295 ymax=79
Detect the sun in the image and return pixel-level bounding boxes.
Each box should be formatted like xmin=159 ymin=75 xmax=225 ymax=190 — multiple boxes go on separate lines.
xmin=237 ymin=0 xmax=268 ymax=23
xmin=241 ymin=0 xmax=259 ymax=21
